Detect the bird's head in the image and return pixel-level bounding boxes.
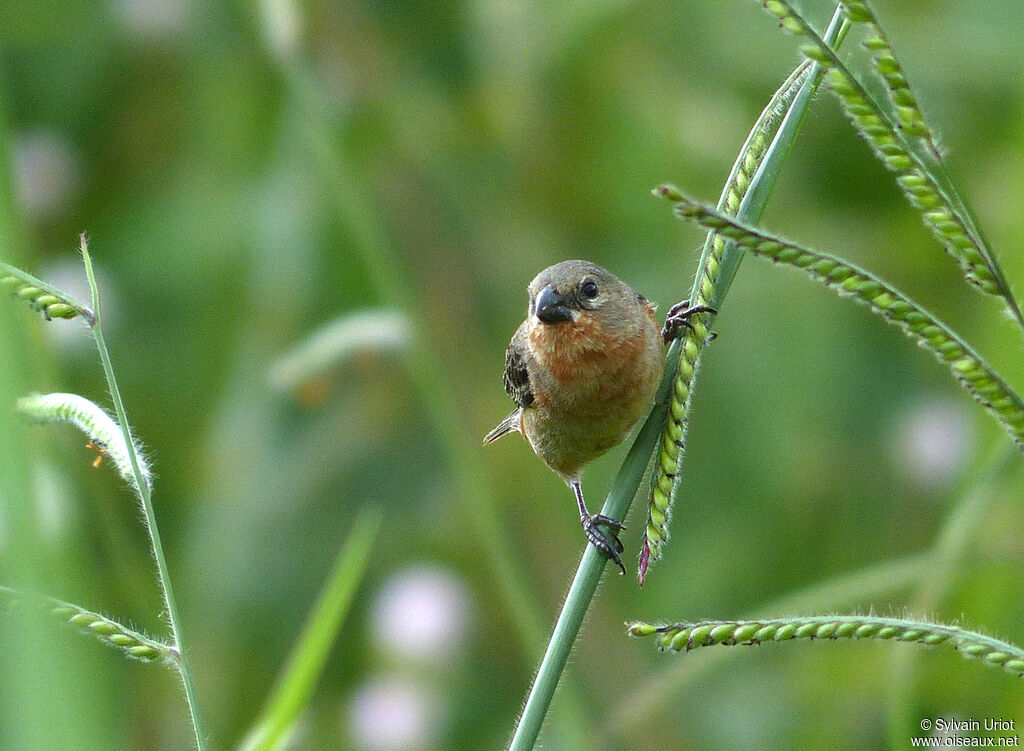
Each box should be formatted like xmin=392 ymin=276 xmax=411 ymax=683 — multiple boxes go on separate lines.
xmin=526 ymin=260 xmax=647 ymax=339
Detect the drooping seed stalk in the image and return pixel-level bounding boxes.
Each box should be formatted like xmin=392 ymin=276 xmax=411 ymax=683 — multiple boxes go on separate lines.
xmin=0 ymin=585 xmax=175 ymax=665
xmin=841 ymin=1 xmax=930 ymax=142
xmin=608 ymin=551 xmax=936 ymax=743
xmin=668 ymin=198 xmax=1024 ymax=449
xmin=17 ymin=392 xmax=153 ymax=493
xmin=0 ymin=260 xmax=93 ymax=323
xmin=629 ymin=615 xmax=1024 ymax=679
xmin=759 ymin=0 xmax=1022 ymax=329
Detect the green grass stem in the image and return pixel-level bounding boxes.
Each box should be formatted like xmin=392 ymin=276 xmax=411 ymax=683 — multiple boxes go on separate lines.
xmin=80 ymin=237 xmax=208 ymax=751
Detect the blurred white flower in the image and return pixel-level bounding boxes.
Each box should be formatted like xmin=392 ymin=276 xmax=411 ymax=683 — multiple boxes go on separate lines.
xmin=347 ymin=677 xmax=439 ymax=751
xmin=112 ymin=0 xmax=191 ymax=39
xmin=371 ymin=565 xmax=471 ymax=663
xmin=13 ymin=130 xmax=78 ymax=220
xmin=895 ymin=397 xmax=973 ymax=489
xmin=259 ymin=0 xmax=302 ymax=61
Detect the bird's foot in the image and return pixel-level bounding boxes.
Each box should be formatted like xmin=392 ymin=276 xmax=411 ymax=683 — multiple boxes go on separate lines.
xmin=662 ymin=301 xmax=717 ymax=343
xmin=581 ymin=513 xmax=626 ymax=575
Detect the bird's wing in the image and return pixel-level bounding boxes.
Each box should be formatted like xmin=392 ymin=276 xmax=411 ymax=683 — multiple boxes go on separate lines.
xmin=502 ymin=324 xmax=534 ymax=410
xmin=483 ymin=325 xmax=533 ymax=445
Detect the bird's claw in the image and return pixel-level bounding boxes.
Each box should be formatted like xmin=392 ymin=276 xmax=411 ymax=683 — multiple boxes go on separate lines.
xmin=662 ymin=300 xmax=717 ymax=343
xmin=581 ymin=513 xmax=626 ymax=574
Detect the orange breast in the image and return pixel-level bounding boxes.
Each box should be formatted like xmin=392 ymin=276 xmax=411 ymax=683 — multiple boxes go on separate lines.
xmin=531 ymin=313 xmax=645 ymax=381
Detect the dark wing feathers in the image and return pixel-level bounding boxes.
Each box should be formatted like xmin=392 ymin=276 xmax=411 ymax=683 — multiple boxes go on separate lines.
xmin=503 ymin=332 xmax=533 ymax=409
xmin=483 ymin=326 xmax=533 ymax=445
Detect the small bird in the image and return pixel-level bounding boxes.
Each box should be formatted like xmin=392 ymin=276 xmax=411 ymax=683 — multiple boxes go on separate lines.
xmin=484 ymin=260 xmax=711 ymax=573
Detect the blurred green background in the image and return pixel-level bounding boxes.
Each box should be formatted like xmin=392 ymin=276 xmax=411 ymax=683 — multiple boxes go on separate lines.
xmin=2 ymin=0 xmax=1024 ymax=749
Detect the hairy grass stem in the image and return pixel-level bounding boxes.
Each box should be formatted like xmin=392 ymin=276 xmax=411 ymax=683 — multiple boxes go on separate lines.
xmin=80 ymin=237 xmax=207 ymax=751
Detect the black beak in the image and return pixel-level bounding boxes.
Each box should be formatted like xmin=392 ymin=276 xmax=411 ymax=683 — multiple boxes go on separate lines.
xmin=535 ymin=284 xmax=573 ymax=324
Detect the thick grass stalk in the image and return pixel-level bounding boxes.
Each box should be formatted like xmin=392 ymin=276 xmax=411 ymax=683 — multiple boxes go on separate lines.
xmin=760 ymin=0 xmax=1021 ymax=326
xmin=669 ymin=198 xmax=1024 ymax=449
xmin=639 ymin=8 xmax=849 ymax=584
xmin=629 ymin=615 xmax=1024 ymax=678
xmin=507 ymin=10 xmax=848 ymax=747
xmin=79 ymin=237 xmax=207 ymax=751
xmin=508 ymin=391 xmax=673 ymax=751
xmin=0 ymin=585 xmax=175 ymax=665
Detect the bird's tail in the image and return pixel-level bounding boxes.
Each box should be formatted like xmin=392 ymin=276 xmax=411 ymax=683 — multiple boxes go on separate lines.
xmin=483 ymin=410 xmax=521 ymax=444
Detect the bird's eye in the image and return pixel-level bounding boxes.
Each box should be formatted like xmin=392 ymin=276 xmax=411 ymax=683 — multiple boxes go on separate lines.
xmin=581 ymin=281 xmax=599 ymax=299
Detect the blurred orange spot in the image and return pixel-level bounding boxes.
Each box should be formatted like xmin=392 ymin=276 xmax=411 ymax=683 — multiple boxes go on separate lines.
xmin=295 ymin=375 xmax=332 ymax=408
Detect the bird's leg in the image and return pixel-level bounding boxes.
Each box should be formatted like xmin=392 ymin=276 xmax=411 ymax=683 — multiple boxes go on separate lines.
xmin=662 ymin=300 xmax=717 ymax=343
xmin=571 ymin=480 xmax=626 ymax=575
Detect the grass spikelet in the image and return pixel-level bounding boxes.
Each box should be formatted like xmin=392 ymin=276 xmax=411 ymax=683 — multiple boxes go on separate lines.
xmin=16 ymin=392 xmax=153 ymax=493
xmin=756 ymin=0 xmax=1018 ymax=317
xmin=0 ymin=585 xmax=176 ymax=665
xmin=842 ymin=2 xmax=930 ymax=140
xmin=0 ymin=261 xmax=94 ymax=324
xmin=628 ymin=615 xmax=1024 ymax=679
xmin=640 ymin=62 xmax=824 ymax=586
xmin=640 ymin=232 xmax=717 ymax=583
xmin=669 ymin=198 xmax=1024 ymax=448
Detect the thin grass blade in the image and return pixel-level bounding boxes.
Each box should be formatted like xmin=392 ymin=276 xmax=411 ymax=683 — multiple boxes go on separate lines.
xmin=239 ymin=506 xmax=382 ymax=751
